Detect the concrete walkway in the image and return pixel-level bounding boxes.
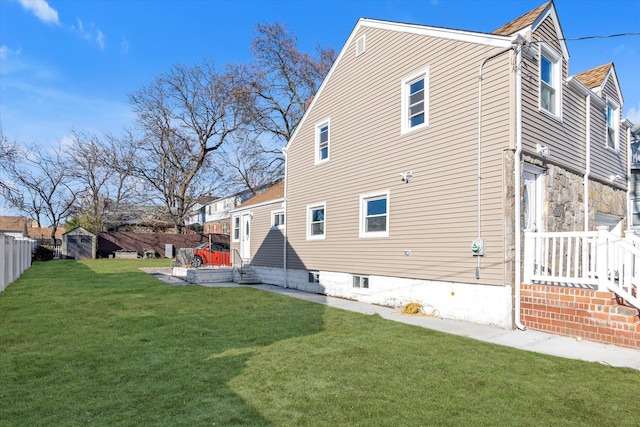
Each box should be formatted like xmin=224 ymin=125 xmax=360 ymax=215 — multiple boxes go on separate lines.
xmin=142 ymin=267 xmax=640 ymax=371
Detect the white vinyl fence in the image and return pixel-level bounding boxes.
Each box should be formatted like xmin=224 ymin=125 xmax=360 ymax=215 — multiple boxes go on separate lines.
xmin=1 ymin=233 xmax=35 ymax=292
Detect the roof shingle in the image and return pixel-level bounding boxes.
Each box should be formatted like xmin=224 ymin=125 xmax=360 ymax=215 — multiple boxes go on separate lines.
xmin=492 ymin=2 xmax=550 ymax=36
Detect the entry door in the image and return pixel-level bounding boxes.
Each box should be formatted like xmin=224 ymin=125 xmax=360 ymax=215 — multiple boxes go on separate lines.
xmin=523 ymin=169 xmax=542 ymax=232
xmin=240 ymin=214 xmax=251 ymax=260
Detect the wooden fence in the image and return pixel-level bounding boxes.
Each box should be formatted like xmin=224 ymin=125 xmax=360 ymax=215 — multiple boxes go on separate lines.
xmin=1 ymin=233 xmax=35 ymax=291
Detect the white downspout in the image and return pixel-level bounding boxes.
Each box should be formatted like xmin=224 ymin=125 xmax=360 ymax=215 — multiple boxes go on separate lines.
xmin=584 ymin=95 xmax=591 ymax=232
xmin=282 ymin=147 xmax=288 ymax=288
xmin=514 ymin=42 xmax=526 ymax=330
xmin=478 ymin=42 xmax=517 ymax=278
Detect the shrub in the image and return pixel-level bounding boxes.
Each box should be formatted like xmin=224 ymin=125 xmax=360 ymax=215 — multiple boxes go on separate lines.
xmin=33 ymin=245 xmax=54 ymax=261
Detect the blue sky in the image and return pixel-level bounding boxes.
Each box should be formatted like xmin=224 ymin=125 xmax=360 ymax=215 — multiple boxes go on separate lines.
xmin=1 ymin=0 xmax=639 ymax=147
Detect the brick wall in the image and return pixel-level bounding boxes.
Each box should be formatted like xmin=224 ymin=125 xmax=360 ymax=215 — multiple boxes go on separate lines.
xmin=521 ymin=283 xmax=640 ymax=349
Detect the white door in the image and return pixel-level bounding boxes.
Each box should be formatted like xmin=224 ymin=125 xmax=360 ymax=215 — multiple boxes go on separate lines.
xmin=523 ymin=170 xmax=542 ymax=232
xmin=240 ymin=214 xmax=251 ymax=260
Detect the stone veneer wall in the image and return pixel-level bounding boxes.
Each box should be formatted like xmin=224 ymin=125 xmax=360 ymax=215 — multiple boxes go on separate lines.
xmin=544 ymin=163 xmax=626 ymax=232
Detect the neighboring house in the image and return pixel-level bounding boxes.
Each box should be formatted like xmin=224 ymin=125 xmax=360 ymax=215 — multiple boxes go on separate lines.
xmin=230 ymin=2 xmax=638 ymax=348
xmin=0 ymin=216 xmax=64 ymax=243
xmin=0 ymin=216 xmax=28 ymax=238
xmin=102 ymin=203 xmax=176 ymax=233
xmin=62 ymin=227 xmax=96 ymax=260
xmin=187 ymin=184 xmax=283 ymax=235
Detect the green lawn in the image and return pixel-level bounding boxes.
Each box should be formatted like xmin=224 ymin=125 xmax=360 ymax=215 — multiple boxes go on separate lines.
xmin=1 ymin=259 xmax=639 ymax=426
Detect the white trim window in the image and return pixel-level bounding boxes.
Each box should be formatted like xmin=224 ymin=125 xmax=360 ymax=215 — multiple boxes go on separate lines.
xmin=271 ymin=210 xmax=285 ymax=229
xmin=539 ymin=44 xmax=562 ymax=117
xmin=401 ymin=68 xmax=429 ymax=134
xmin=352 ymin=275 xmax=369 ymax=289
xmin=307 ymin=203 xmax=326 ymax=240
xmin=315 ymin=119 xmax=330 ymax=164
xmin=606 ymin=102 xmax=619 ymax=150
xmin=359 ymin=191 xmax=389 ymax=238
xmin=232 ymin=215 xmax=240 ymax=242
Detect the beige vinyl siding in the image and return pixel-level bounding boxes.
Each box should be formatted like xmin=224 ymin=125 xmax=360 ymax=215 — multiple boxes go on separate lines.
xmin=232 ymin=202 xmax=285 ymax=268
xmin=588 ymin=77 xmax=627 ymax=188
xmin=521 ymin=16 xmax=586 ymax=173
xmin=286 ymin=26 xmax=513 ymax=286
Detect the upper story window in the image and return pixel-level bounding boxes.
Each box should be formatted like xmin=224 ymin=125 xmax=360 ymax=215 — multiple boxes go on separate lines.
xmin=359 ymin=191 xmax=389 ymax=238
xmin=606 ymin=102 xmax=619 ymax=150
xmin=315 ymin=120 xmax=330 ymax=164
xmin=307 ymin=203 xmax=326 ymax=240
xmin=401 ymin=68 xmax=429 ymax=134
xmin=539 ymin=44 xmax=562 ymax=118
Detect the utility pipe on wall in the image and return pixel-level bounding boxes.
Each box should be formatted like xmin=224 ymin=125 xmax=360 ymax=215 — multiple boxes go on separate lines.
xmin=477 ymin=42 xmax=518 ymax=278
xmin=513 ymin=40 xmax=526 ymax=330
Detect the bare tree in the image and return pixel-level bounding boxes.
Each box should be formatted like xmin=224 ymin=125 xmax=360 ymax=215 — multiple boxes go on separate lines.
xmin=227 ymin=22 xmax=336 ymax=180
xmin=1 ymin=143 xmax=77 ymax=245
xmin=129 ymin=61 xmax=242 ymax=232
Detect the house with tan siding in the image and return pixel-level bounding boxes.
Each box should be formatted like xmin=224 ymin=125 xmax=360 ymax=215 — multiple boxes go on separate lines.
xmin=230 ymin=2 xmax=638 ymax=347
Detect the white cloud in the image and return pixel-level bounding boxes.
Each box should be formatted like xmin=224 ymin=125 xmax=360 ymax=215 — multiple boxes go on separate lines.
xmin=70 ymin=18 xmax=106 ymax=50
xmin=18 ymin=0 xmax=59 ymax=25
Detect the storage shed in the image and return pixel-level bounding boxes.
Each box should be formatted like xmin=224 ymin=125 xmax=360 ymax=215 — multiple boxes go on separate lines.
xmin=62 ymin=227 xmax=96 ymax=260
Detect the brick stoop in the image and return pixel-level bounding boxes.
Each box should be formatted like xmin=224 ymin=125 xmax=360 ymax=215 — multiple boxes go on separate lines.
xmin=521 ymin=283 xmax=640 ymax=350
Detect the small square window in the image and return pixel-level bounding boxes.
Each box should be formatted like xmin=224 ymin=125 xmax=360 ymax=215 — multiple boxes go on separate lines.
xmin=272 ymin=211 xmax=285 ymax=228
xmin=309 ymin=272 xmax=320 ymax=283
xmin=353 ymin=275 xmax=369 ymax=289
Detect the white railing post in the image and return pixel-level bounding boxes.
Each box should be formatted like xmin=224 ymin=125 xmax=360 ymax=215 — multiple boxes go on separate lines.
xmin=596 ymin=226 xmax=610 ymax=291
xmin=0 ymin=233 xmax=5 ymax=291
xmin=524 ymin=232 xmax=533 ymax=283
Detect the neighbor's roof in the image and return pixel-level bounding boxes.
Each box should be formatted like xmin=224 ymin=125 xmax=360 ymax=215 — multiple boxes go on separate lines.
xmin=574 ymin=63 xmax=612 ymax=89
xmin=0 ymin=216 xmax=28 ymax=233
xmin=235 ymin=181 xmax=284 ymax=209
xmin=492 ymin=1 xmax=549 ymax=35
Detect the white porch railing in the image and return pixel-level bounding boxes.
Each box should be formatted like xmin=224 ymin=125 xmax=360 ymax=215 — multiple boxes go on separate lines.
xmin=1 ymin=233 xmax=35 ymax=292
xmin=524 ymin=227 xmax=640 ymax=310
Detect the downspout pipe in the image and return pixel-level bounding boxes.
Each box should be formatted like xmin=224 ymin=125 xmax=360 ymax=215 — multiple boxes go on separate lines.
xmin=584 ymin=95 xmax=591 ymax=233
xmin=513 ymin=41 xmax=526 ymax=330
xmin=478 ymin=42 xmax=518 ymax=277
xmin=282 ymin=147 xmax=288 ymax=288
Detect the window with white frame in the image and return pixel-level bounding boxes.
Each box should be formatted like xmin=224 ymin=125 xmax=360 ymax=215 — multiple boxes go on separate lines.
xmin=309 ymin=272 xmax=320 ymax=283
xmin=401 ymin=68 xmax=429 ymax=134
xmin=352 ymin=275 xmax=369 ymax=289
xmin=307 ymin=203 xmax=326 ymax=240
xmin=315 ymin=120 xmax=330 ymax=164
xmin=359 ymin=191 xmax=389 ymax=238
xmin=539 ymin=44 xmax=561 ymax=117
xmin=606 ymin=102 xmax=619 ymax=150
xmin=272 ymin=210 xmax=285 ymax=229
xmin=222 ymin=222 xmax=228 ymax=234
xmin=232 ymin=216 xmax=240 ymax=241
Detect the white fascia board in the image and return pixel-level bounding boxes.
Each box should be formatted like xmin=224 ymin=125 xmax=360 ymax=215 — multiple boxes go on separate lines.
xmin=567 ymin=76 xmax=606 ymax=109
xmin=360 ymin=19 xmax=513 ymax=48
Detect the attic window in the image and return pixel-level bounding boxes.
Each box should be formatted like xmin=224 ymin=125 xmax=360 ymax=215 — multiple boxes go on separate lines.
xmin=356 ymin=35 xmax=366 ymax=57
xmin=606 ymin=102 xmax=619 ymax=150
xmin=539 ymin=43 xmax=562 ymax=118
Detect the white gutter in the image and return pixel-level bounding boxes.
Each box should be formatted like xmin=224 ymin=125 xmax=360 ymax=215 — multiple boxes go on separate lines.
xmin=513 ymin=41 xmax=526 ymax=330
